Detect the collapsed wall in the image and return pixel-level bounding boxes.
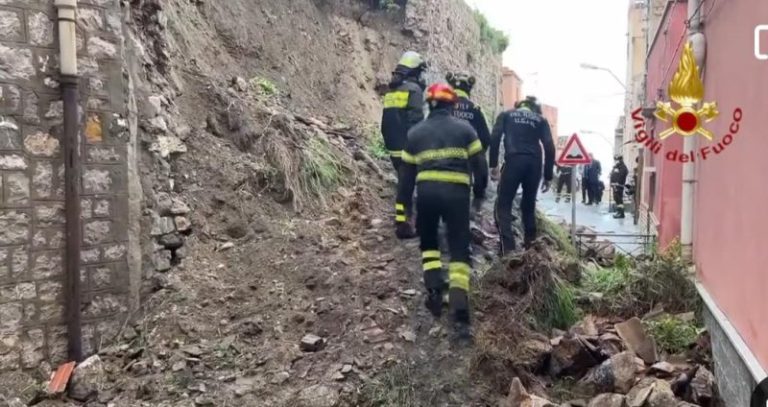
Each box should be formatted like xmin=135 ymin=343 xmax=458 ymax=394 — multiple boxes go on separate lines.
xmin=0 ymin=0 xmax=504 ymax=371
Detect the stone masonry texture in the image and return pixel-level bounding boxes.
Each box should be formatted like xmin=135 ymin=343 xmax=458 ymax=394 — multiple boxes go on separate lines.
xmin=0 ymin=0 xmax=129 ymax=371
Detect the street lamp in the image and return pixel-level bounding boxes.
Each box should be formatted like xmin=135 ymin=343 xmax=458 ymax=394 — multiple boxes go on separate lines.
xmin=579 ymin=63 xmax=627 ymax=91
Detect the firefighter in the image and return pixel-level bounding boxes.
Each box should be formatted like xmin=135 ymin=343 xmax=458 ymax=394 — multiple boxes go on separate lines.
xmin=490 ymin=96 xmax=555 ymax=255
xmin=382 ymin=51 xmax=428 ymax=238
xmin=611 ymin=154 xmax=629 ymax=219
xmin=445 ymin=72 xmax=492 ymax=152
xmin=395 ymin=83 xmax=488 ymax=341
xmin=554 ymin=164 xmax=573 ymax=203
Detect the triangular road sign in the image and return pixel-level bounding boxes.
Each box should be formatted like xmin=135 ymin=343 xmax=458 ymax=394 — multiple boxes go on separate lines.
xmin=557 ymin=133 xmax=592 ymax=165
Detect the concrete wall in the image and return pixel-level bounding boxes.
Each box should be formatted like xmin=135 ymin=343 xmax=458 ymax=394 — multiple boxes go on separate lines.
xmin=641 ymin=0 xmax=687 ymax=248
xmin=501 ymin=67 xmax=522 ymax=110
xmin=541 ymin=104 xmax=558 ymax=140
xmin=0 ymin=0 xmax=131 ymax=370
xmin=695 ymin=0 xmax=768 ymax=385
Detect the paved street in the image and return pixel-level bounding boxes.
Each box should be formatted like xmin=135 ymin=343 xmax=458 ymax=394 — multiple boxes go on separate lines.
xmin=536 ymin=189 xmax=650 ymax=255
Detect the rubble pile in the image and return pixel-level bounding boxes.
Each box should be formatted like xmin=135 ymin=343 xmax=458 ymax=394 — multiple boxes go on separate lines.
xmin=497 ymin=314 xmax=716 ymax=407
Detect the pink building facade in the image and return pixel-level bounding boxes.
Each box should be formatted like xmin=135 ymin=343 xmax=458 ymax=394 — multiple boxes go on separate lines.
xmin=641 ymin=0 xmax=768 ymax=401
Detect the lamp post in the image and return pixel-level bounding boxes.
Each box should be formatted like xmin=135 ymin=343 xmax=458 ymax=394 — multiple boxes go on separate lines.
xmin=579 ymin=63 xmax=627 ymax=91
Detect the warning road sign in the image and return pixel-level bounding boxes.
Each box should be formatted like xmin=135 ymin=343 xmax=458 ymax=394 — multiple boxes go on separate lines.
xmin=557 ymin=133 xmax=592 ymax=165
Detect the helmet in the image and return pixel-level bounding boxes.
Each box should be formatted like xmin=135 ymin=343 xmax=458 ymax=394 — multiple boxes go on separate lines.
xmin=445 ymin=72 xmax=476 ymax=93
xmin=397 ymin=51 xmax=427 ymax=70
xmin=426 ymin=83 xmax=458 ymax=104
xmin=515 ymin=96 xmax=542 ymax=114
xmin=614 ymin=154 xmax=623 ymax=161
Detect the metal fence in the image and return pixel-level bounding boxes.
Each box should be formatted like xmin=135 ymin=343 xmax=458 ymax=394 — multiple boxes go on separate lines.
xmin=575 ymin=232 xmax=657 ymax=258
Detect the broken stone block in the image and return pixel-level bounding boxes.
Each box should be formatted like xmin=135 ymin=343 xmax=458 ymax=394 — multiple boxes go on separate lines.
xmin=153 ymin=250 xmax=171 ymax=272
xmin=688 ymin=366 xmax=714 ymax=405
xmin=626 ymin=378 xmax=655 ymax=407
xmin=150 ymin=212 xmax=175 ymax=236
xmin=159 ymin=233 xmax=183 ymax=249
xmin=175 ymin=216 xmax=191 ymax=232
xmin=69 ymin=355 xmax=104 ymax=401
xmin=500 ymin=378 xmax=557 ymax=407
xmin=299 ymin=334 xmax=325 ymax=352
xmin=646 ymin=379 xmax=677 ymax=407
xmin=615 ymin=317 xmax=658 ymax=364
xmin=580 ymin=351 xmax=638 ymax=394
xmin=170 ymin=198 xmax=191 ymax=215
xmin=648 ymin=361 xmax=676 ymax=376
xmin=548 ymin=335 xmax=599 ymax=377
xmin=587 ymin=393 xmax=625 ymax=407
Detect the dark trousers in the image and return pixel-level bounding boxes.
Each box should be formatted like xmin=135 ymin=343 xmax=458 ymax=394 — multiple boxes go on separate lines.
xmin=613 ymin=185 xmax=625 ymax=208
xmin=581 ymin=180 xmax=588 ymax=202
xmin=417 ymin=182 xmax=472 ymax=321
xmin=556 ymin=173 xmax=571 ymax=195
xmin=494 ymin=155 xmax=541 ymax=254
xmin=587 ymin=180 xmax=600 ymax=204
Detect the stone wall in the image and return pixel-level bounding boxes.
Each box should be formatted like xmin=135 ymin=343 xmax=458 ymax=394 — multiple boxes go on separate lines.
xmin=0 ymin=0 xmax=130 ymax=370
xmin=405 ymin=0 xmax=503 ymax=118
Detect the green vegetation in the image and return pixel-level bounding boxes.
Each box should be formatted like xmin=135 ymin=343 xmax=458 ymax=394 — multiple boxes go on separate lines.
xmin=534 ymin=275 xmax=581 ymax=331
xmin=363 ymin=124 xmax=389 ymax=159
xmin=473 ymin=10 xmax=509 ymax=54
xmin=645 ymin=314 xmax=701 ymax=354
xmin=581 ymin=240 xmax=700 ymax=317
xmin=377 ymin=0 xmax=401 ymax=11
xmin=301 ymin=136 xmax=347 ymax=198
xmin=250 ymin=76 xmax=278 ymax=96
xmin=536 ymin=212 xmax=577 ymax=258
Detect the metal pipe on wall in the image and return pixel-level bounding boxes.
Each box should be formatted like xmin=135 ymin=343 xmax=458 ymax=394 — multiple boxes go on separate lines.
xmin=55 ymin=0 xmax=83 ymax=362
xmin=682 ymin=0 xmax=706 ymax=261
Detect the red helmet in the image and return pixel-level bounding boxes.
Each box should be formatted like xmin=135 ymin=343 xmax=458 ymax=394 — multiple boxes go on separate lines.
xmin=426 ymin=83 xmax=458 ymax=104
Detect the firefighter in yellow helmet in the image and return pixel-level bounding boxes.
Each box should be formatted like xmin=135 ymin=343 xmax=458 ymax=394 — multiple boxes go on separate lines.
xmin=383 ymin=51 xmax=428 ymax=239
xmin=396 ymin=83 xmax=488 ymax=342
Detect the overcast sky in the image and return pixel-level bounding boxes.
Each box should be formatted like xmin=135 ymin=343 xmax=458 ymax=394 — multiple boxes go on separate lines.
xmin=465 ymin=0 xmax=629 ymax=180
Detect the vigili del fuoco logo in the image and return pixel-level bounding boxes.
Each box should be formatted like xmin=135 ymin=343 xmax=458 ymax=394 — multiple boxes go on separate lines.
xmin=631 ymin=41 xmax=743 ymax=162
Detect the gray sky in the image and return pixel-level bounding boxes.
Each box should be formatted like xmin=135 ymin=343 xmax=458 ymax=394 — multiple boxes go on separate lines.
xmin=465 ymin=0 xmax=629 ymax=179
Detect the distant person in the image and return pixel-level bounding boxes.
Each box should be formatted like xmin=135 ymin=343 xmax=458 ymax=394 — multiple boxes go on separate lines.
xmin=585 ymin=154 xmax=602 ymax=205
xmin=382 ymin=51 xmax=428 ymax=238
xmin=610 ymin=154 xmax=629 ymax=219
xmin=554 ymin=164 xmax=572 ymax=203
xmin=489 ymin=96 xmax=555 ymax=254
xmin=581 ymin=164 xmax=589 ymax=204
xmin=446 ymin=72 xmax=491 ymax=153
xmin=395 ymin=83 xmax=488 ymax=341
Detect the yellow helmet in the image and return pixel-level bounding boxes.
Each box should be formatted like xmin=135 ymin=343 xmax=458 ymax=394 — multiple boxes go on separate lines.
xmin=398 ymin=51 xmax=427 ymax=70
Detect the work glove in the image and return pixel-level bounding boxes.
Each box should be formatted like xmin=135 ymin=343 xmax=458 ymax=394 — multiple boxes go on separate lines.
xmin=490 ymin=167 xmax=501 ymax=182
xmin=541 ymin=179 xmax=551 ymax=193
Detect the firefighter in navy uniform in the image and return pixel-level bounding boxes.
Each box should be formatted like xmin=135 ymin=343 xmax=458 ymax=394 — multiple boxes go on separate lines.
xmin=445 ymin=72 xmax=492 ymax=152
xmin=382 ymin=51 xmax=428 ymax=238
xmin=395 ymin=83 xmax=488 ymax=341
xmin=490 ymin=96 xmax=556 ymax=255
xmin=554 ymin=164 xmax=573 ymax=203
xmin=610 ymin=155 xmax=629 ymax=219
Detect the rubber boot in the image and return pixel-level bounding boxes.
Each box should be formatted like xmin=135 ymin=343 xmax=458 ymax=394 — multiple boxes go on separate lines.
xmin=449 ymin=289 xmax=472 ymax=344
xmin=424 ymin=270 xmax=444 ymax=318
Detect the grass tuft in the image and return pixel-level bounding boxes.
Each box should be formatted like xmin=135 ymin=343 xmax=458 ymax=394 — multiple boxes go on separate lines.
xmin=301 ymin=135 xmax=347 ymax=201
xmin=250 ymin=76 xmax=278 ymax=96
xmin=534 ymin=275 xmax=581 ymax=331
xmin=358 ymin=363 xmax=420 ymax=407
xmin=363 ymin=124 xmax=388 ymax=160
xmin=645 ymin=314 xmax=701 ymax=355
xmin=472 ymin=10 xmax=509 ymax=54
xmin=580 ymin=239 xmax=700 ymax=317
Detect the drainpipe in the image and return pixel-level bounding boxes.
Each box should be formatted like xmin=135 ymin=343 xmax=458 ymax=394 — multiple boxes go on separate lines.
xmin=55 ymin=0 xmax=83 ymax=362
xmin=682 ymin=0 xmax=705 ymax=262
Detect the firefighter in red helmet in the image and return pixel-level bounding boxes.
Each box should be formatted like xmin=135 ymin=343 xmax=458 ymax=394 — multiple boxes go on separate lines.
xmin=396 ymin=83 xmax=488 ymax=342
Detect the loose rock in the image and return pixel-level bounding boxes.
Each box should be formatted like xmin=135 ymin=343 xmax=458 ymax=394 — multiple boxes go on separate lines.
xmin=69 ymin=356 xmax=105 ymax=401
xmin=587 ymin=393 xmax=626 ymax=407
xmin=688 ymin=366 xmax=714 ymax=405
xmin=294 ymin=384 xmax=339 ymax=407
xmin=300 ymin=334 xmax=325 ymax=352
